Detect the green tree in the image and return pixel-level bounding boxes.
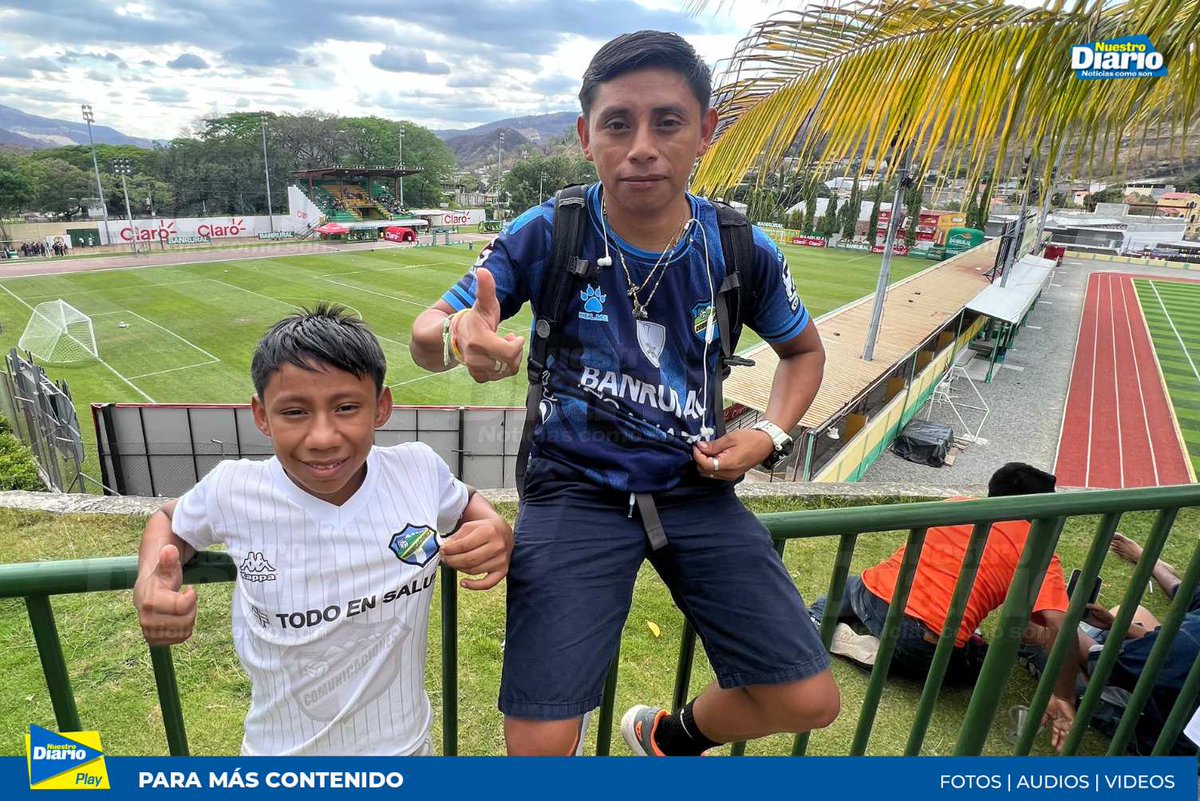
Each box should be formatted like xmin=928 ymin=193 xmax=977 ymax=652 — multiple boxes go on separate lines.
xmin=820 ymin=193 xmax=839 ymax=238
xmin=904 ymin=180 xmax=925 ymax=246
xmin=25 ymin=158 xmax=93 ymax=219
xmin=1084 ymin=185 xmax=1127 ymax=211
xmin=501 ymin=154 xmax=597 ymax=213
xmin=802 ymin=184 xmax=817 ymax=233
xmin=867 ymin=180 xmax=884 ymax=244
xmin=0 ymin=153 xmax=35 ymax=219
xmin=841 ymin=178 xmax=862 ymax=238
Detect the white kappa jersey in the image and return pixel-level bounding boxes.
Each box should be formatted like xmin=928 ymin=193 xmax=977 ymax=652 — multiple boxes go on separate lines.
xmin=172 ymin=443 xmax=468 ymax=756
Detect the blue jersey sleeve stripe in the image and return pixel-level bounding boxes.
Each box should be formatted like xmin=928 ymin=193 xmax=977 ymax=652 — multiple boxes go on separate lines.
xmin=762 ymin=309 xmax=811 ymax=344
xmin=449 ymin=284 xmax=475 ymax=307
xmin=441 ymin=291 xmax=469 ymax=312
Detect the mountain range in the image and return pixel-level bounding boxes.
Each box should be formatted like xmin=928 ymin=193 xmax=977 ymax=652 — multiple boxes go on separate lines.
xmin=0 ymin=104 xmax=156 ymax=150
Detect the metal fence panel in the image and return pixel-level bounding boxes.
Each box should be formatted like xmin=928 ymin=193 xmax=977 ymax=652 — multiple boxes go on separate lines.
xmin=94 ymin=403 xmax=526 ymax=495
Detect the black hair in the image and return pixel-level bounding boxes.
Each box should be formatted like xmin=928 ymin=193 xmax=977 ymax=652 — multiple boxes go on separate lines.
xmin=579 ymin=30 xmax=712 ymax=117
xmin=987 ymin=463 xmax=1057 ymax=498
xmin=251 ymin=303 xmax=386 ymax=398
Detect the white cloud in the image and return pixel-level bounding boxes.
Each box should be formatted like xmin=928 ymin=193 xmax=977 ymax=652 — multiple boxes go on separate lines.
xmin=0 ymin=0 xmax=767 ymax=139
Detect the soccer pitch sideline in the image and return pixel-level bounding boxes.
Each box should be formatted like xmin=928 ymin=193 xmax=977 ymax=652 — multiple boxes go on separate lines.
xmin=0 ymin=243 xmax=932 ymax=421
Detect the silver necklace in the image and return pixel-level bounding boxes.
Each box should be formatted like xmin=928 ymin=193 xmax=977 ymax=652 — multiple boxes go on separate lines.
xmin=604 ymin=201 xmax=690 ymax=320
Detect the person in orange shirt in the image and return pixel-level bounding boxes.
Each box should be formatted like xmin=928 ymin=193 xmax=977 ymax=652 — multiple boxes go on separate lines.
xmin=808 ymin=463 xmax=1078 ymax=747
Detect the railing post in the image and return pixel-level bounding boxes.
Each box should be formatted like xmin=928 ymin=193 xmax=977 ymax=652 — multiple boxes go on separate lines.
xmin=671 ymin=623 xmax=697 ymax=713
xmin=149 ymin=646 xmax=190 ymax=755
xmin=440 ymin=564 xmax=458 ymax=756
xmin=793 ymin=531 xmax=859 ymax=756
xmin=1063 ymin=508 xmax=1178 ymax=755
xmin=851 ymin=527 xmax=929 ymax=755
xmin=25 ymin=595 xmax=82 ymax=732
xmin=1152 ymin=645 xmax=1200 ymax=755
xmin=1107 ymin=536 xmax=1200 ymax=755
xmin=594 ymin=647 xmax=621 ymax=756
xmin=1015 ymin=512 xmax=1121 ymax=755
xmin=906 ymin=521 xmax=991 ymax=755
xmin=954 ymin=515 xmax=1065 ymax=755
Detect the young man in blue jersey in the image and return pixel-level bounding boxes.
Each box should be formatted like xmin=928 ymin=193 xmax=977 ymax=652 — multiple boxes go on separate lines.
xmin=411 ymin=30 xmax=838 ymax=756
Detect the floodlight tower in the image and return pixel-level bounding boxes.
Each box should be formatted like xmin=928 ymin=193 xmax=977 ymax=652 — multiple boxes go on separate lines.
xmin=112 ymin=158 xmax=137 ymax=255
xmin=261 ymin=113 xmax=274 ymax=232
xmin=80 ymin=104 xmax=113 ymax=246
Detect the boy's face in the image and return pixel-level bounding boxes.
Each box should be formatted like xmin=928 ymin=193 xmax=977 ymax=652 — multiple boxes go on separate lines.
xmin=578 ymin=67 xmax=718 ymax=219
xmin=252 ymin=361 xmax=391 ymax=507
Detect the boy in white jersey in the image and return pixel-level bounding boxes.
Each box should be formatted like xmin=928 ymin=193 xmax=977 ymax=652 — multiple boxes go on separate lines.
xmin=133 ymin=304 xmax=512 ymax=755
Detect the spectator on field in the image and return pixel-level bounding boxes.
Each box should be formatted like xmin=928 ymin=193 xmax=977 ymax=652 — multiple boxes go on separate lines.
xmin=1057 ymin=534 xmax=1199 ymax=756
xmin=809 ymin=462 xmax=1079 ymax=750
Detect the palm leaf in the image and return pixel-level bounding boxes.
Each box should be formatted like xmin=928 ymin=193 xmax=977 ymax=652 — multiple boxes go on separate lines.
xmin=693 ymin=0 xmax=1200 ymax=197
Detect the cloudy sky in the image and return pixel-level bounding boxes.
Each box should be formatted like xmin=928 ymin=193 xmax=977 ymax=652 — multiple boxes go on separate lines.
xmin=0 ymin=0 xmax=775 ymax=139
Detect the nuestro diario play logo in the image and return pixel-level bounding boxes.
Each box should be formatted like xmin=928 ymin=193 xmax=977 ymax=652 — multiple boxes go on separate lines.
xmin=25 ymin=724 xmax=110 ymax=790
xmin=1071 ymin=35 xmax=1167 ymax=80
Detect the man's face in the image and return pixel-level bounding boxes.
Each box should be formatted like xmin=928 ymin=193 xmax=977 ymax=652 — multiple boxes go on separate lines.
xmin=578 ymin=67 xmax=718 ymax=218
xmin=252 ymin=361 xmax=391 ymax=506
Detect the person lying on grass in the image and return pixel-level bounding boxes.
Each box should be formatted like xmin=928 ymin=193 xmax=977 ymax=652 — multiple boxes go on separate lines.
xmin=134 ymin=304 xmax=512 ymax=755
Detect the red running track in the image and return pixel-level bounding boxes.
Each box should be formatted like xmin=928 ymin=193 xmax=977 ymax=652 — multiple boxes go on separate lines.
xmin=1055 ymin=272 xmax=1192 ymax=488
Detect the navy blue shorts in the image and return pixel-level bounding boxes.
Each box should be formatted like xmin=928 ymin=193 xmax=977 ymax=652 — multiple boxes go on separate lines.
xmin=499 ymin=458 xmax=830 ymax=720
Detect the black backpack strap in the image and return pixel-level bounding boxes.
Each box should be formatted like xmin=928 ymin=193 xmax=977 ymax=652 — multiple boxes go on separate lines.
xmin=711 ymin=202 xmax=756 ymax=438
xmin=515 ymin=185 xmax=591 ymax=494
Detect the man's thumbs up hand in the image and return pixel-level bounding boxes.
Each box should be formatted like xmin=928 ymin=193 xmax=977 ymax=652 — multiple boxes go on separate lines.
xmin=453 ymin=268 xmax=525 ymax=383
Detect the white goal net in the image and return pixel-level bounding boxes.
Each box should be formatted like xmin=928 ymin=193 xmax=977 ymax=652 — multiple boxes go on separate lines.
xmin=18 ymin=300 xmax=99 ymax=364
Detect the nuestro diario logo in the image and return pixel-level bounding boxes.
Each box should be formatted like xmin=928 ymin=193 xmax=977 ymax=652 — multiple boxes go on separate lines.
xmin=25 ymin=724 xmax=110 ymax=790
xmin=1071 ymin=35 xmax=1167 ymax=80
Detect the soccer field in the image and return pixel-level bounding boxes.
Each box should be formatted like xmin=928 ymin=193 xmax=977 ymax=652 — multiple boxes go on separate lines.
xmin=1134 ymin=278 xmax=1200 ymax=476
xmin=0 ymin=242 xmax=931 ymax=425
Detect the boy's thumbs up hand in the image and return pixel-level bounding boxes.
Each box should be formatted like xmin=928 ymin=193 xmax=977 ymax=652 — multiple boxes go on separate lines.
xmin=135 ymin=544 xmax=198 ymax=646
xmin=454 ymin=268 xmax=526 ymax=383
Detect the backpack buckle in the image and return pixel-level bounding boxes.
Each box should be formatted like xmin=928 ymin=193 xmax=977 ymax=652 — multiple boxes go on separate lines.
xmin=723 ymin=355 xmax=756 ymax=369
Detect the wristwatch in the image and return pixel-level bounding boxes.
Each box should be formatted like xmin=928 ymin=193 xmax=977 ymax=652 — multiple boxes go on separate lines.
xmin=753 ymin=420 xmax=794 ymax=470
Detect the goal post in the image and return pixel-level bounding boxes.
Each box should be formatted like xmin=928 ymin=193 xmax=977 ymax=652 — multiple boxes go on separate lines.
xmin=18 ymin=300 xmax=99 ymax=364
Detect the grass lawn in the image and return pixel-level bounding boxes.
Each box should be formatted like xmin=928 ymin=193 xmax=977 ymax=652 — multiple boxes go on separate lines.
xmin=2 ymin=496 xmax=1193 ymax=758
xmin=1134 ymin=279 xmax=1200 ymax=476
xmin=0 ymin=242 xmax=930 ymax=485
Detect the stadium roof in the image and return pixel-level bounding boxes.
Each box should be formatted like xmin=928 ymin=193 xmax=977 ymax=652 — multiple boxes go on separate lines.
xmin=294 ymin=166 xmax=423 ymax=179
xmin=965 ymin=256 xmax=1054 ymax=325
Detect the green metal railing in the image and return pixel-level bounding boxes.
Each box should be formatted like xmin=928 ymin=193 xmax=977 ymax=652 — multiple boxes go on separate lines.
xmin=1 ymin=484 xmax=1198 ymax=756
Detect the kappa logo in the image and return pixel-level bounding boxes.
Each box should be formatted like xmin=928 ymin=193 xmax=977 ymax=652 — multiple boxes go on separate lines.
xmin=636 ymin=319 xmax=667 ymax=368
xmin=389 ymin=524 xmax=440 ymax=567
xmin=25 ymin=725 xmax=109 ymax=790
xmin=579 ymin=285 xmax=609 ymax=322
xmin=239 ymin=551 xmax=277 ymax=582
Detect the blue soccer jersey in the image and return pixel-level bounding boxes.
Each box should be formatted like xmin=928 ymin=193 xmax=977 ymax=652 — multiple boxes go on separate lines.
xmin=441 ymin=183 xmax=810 ymax=493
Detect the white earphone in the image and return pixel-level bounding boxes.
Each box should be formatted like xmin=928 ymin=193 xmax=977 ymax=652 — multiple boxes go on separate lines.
xmin=598 ymin=195 xmax=614 ymax=267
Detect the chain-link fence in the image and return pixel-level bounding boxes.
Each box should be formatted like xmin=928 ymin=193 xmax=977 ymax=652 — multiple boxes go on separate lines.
xmin=0 ymin=349 xmax=88 ymax=493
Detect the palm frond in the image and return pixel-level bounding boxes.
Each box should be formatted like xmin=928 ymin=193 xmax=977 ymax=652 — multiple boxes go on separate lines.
xmin=693 ymin=0 xmax=1200 ymax=197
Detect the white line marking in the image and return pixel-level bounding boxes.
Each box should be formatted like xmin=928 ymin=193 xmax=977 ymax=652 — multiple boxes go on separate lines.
xmin=1149 ymin=280 xmax=1200 ymax=384
xmin=1036 ymin=300 xmax=1055 ymax=305
xmin=1050 ymin=283 xmax=1063 ymax=287
xmin=127 ymin=359 xmax=220 ymax=380
xmin=316 ymin=276 xmax=428 ymax=309
xmin=1085 ymin=274 xmax=1100 ymax=486
xmin=318 ymin=260 xmax=460 ymax=278
xmin=121 ymin=310 xmax=220 ymax=362
xmin=1108 ymin=275 xmax=1124 ymax=487
xmin=1119 ymin=278 xmax=1159 ymax=485
xmin=389 ymin=367 xmax=459 ymax=388
xmin=207 ymin=279 xmax=297 ymax=309
xmin=1025 ymin=325 xmax=1043 ymax=330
